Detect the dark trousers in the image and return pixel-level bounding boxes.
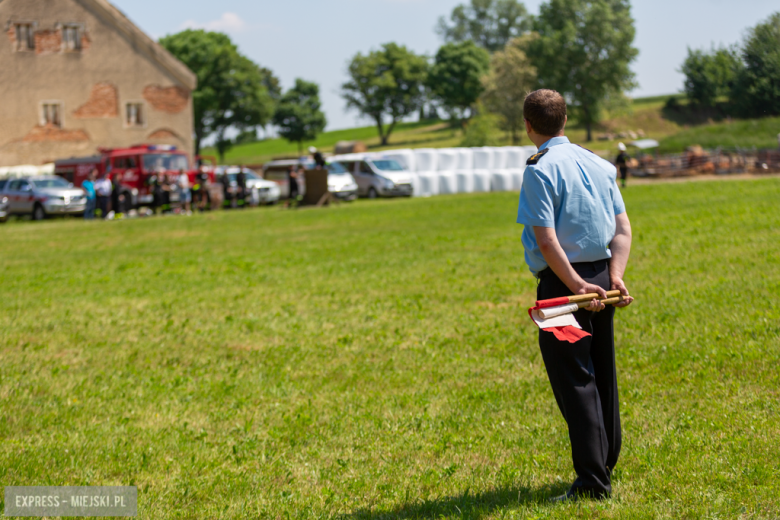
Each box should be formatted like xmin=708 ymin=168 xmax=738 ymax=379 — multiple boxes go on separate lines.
xmin=96 ymin=196 xmax=109 ymax=218
xmin=537 ymin=259 xmax=621 ymax=498
xmin=84 ymin=198 xmax=95 ymax=220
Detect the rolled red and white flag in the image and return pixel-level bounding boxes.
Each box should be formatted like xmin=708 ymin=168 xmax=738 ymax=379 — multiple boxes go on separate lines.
xmin=528 ymin=291 xmax=625 ymax=343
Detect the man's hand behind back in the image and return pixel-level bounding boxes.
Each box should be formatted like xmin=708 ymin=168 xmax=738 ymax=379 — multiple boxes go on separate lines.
xmin=576 ymin=282 xmax=607 ymax=312
xmin=610 ymin=277 xmax=634 ymax=308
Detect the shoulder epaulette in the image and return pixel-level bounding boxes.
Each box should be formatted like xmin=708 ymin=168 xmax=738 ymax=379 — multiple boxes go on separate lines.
xmin=526 ymin=148 xmax=550 ymax=165
xmin=576 ymin=144 xmax=595 ymax=154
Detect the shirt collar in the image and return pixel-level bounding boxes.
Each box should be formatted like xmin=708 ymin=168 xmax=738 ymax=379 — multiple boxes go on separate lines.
xmin=538 ymin=136 xmax=570 ymax=151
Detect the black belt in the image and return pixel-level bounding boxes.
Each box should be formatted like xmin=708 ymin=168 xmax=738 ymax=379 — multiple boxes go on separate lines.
xmin=538 ymin=258 xmax=610 ymax=279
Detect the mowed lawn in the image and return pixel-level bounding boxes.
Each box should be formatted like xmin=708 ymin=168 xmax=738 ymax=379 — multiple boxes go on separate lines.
xmin=1 ymin=179 xmax=779 ymax=519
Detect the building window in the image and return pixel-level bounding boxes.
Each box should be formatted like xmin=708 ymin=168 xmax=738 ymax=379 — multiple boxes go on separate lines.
xmin=14 ymin=23 xmax=36 ymax=51
xmin=126 ymin=103 xmax=144 ymax=127
xmin=41 ymin=102 xmax=63 ymax=127
xmin=62 ymin=24 xmax=82 ymax=51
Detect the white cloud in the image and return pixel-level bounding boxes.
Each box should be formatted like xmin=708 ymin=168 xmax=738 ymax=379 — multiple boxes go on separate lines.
xmin=180 ymin=12 xmax=246 ymax=34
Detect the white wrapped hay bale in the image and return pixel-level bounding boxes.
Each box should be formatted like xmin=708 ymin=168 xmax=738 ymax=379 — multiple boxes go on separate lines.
xmin=505 ymin=147 xmax=527 ymax=169
xmin=472 ymin=147 xmax=493 ymax=170
xmin=456 ymin=148 xmax=474 ymax=171
xmin=437 ymin=148 xmax=458 ymax=195
xmin=414 ymin=149 xmax=438 ymax=172
xmin=488 ymin=147 xmax=511 ymax=191
xmin=491 ymin=147 xmax=509 ymax=170
xmin=454 ymin=148 xmax=475 ymax=193
xmin=416 ymin=172 xmax=440 ymax=197
xmin=506 ymin=146 xmax=528 ymax=191
xmin=491 ymin=171 xmax=514 ymax=191
xmin=413 ymin=149 xmax=440 ymax=197
xmin=471 ymin=147 xmax=493 ymax=192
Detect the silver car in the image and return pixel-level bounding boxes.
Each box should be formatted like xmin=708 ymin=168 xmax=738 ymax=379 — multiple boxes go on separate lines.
xmin=0 ymin=179 xmax=9 ymax=223
xmin=215 ymin=166 xmax=281 ymax=205
xmin=1 ymin=176 xmax=86 ymax=220
xmin=330 ymin=157 xmax=413 ymax=198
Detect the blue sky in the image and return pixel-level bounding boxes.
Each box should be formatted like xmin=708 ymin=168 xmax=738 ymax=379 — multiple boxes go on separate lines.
xmin=112 ymin=0 xmax=779 ymax=131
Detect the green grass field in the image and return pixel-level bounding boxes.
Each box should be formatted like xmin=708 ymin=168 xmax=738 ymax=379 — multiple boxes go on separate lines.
xmin=1 ymin=179 xmax=780 ymax=519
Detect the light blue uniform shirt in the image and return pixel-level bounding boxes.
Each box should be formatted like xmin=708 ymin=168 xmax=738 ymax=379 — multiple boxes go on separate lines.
xmin=516 ymin=136 xmax=626 ymax=277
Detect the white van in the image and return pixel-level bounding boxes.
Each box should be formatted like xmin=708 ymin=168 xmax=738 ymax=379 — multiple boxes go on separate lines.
xmin=330 ymin=155 xmax=413 ymax=198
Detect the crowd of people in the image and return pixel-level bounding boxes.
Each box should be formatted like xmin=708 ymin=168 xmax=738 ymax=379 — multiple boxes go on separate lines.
xmin=80 ymin=167 xmax=211 ymax=220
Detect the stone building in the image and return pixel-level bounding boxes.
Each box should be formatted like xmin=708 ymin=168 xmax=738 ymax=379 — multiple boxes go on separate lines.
xmin=0 ymin=0 xmax=197 ymax=166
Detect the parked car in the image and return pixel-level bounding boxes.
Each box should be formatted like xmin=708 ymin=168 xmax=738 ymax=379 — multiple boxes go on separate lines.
xmin=215 ymin=166 xmax=281 ymax=205
xmin=329 ymin=156 xmax=413 ymax=198
xmin=0 ymin=176 xmax=86 ymax=220
xmin=0 ymin=179 xmax=9 ymax=223
xmin=324 ymin=161 xmax=358 ymax=201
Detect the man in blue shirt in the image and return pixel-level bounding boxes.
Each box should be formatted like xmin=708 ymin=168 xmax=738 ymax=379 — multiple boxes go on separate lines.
xmin=516 ymin=89 xmax=634 ymax=501
xmin=82 ymin=169 xmax=97 ymax=220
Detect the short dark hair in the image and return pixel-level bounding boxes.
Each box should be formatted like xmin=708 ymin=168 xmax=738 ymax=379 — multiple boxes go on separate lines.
xmin=524 ymin=89 xmax=567 ymax=136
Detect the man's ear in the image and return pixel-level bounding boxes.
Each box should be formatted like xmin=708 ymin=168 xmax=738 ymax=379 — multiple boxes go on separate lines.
xmin=524 ymin=119 xmax=533 ymax=135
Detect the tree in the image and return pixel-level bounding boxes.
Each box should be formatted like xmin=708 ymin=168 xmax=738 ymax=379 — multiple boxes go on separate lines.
xmin=272 ymin=79 xmax=327 ymax=155
xmin=460 ymin=104 xmax=501 ymax=146
xmin=529 ymin=0 xmax=638 ymax=141
xmin=681 ymin=46 xmax=742 ymax=108
xmin=480 ymin=34 xmax=538 ymax=144
xmin=436 ymin=0 xmax=531 ymax=53
xmin=341 ymin=43 xmax=428 ymax=145
xmin=341 ymin=43 xmax=429 ymax=146
xmin=159 ymin=30 xmax=275 ymax=159
xmin=734 ymin=12 xmax=780 ymax=117
xmin=428 ymin=41 xmax=491 ymax=124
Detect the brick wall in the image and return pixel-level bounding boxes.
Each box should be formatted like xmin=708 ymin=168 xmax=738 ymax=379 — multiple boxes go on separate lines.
xmin=73 ymin=83 xmax=119 ymax=119
xmin=143 ymin=85 xmax=189 ymax=114
xmin=35 ymin=29 xmax=61 ymax=54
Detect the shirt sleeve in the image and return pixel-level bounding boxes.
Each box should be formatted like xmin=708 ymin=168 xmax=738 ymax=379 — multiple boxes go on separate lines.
xmin=611 ymin=173 xmax=626 ymax=215
xmin=516 ymin=166 xmax=556 ymax=227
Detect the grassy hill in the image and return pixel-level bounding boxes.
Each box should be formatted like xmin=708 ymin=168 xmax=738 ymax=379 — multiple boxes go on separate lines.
xmin=207 ymin=95 xmax=780 ymax=164
xmin=2 ymin=179 xmax=780 ymax=517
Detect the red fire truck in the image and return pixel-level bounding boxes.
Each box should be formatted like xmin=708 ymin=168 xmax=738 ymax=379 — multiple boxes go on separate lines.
xmin=54 ymin=144 xmax=215 ymax=209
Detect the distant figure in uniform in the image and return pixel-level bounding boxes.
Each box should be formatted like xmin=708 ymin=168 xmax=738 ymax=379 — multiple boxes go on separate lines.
xmin=220 ymin=171 xmax=232 ymax=208
xmin=310 ymin=146 xmax=325 ymax=169
xmin=516 ymin=89 xmax=634 ymax=502
xmin=236 ymin=167 xmax=247 ymax=208
xmin=111 ymin=172 xmax=124 ymax=217
xmin=161 ymin=173 xmax=173 ymax=213
xmin=615 ymin=142 xmax=630 ymax=188
xmin=285 ymin=165 xmax=299 ymax=209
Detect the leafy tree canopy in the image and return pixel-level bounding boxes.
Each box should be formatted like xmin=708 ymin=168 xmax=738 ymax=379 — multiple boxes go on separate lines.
xmin=428 ymin=40 xmax=491 ymax=123
xmin=681 ymin=46 xmax=742 ymax=108
xmin=159 ymin=29 xmax=275 ymax=159
xmin=480 ymin=34 xmax=538 ymax=144
xmin=529 ymin=0 xmax=638 ymax=141
xmin=341 ymin=43 xmax=429 ymax=146
xmin=437 ymin=0 xmax=532 ymax=53
xmin=272 ymin=79 xmax=327 ymax=154
xmin=735 ymin=12 xmax=780 ymax=117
